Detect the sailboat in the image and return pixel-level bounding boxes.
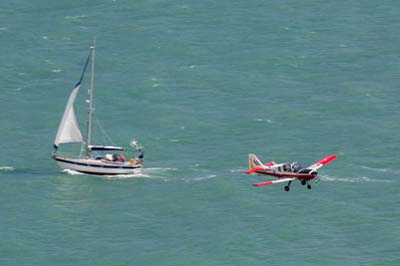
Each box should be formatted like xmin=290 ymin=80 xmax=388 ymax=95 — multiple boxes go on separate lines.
xmin=52 ymin=46 xmax=144 ymax=175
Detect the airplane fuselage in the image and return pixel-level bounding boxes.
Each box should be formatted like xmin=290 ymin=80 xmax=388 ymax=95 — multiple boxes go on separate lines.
xmin=255 ymin=169 xmax=317 ymax=180
xmin=254 ymin=162 xmax=318 ymax=180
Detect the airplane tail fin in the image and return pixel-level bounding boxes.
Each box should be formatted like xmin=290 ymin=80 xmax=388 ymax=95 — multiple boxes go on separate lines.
xmin=246 ymin=154 xmax=276 ymax=174
xmin=248 ymin=154 xmax=264 ymax=169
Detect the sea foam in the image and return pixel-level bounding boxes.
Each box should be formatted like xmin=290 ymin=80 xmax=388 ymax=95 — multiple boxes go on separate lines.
xmin=0 ymin=166 xmax=14 ymax=171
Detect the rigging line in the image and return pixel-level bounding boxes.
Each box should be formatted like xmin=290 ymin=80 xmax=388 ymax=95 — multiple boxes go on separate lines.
xmin=79 ymin=142 xmax=86 ymax=158
xmin=93 ymin=113 xmax=115 ymax=146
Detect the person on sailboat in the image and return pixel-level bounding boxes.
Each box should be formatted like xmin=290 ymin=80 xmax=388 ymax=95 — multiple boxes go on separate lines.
xmin=137 ymin=149 xmax=144 ymax=164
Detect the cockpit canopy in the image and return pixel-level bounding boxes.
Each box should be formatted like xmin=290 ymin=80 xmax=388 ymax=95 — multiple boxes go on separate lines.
xmin=291 ymin=162 xmax=303 ymax=172
xmin=281 ymin=162 xmax=303 ymax=173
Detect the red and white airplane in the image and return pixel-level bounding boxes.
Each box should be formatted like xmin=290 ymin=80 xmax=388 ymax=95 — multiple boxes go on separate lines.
xmin=245 ymin=154 xmax=337 ymax=191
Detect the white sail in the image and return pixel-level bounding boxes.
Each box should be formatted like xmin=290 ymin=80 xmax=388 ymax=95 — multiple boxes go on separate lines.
xmin=54 ymin=84 xmax=83 ymax=147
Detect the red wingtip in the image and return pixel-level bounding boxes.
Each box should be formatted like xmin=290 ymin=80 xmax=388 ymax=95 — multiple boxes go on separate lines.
xmin=320 ymin=154 xmax=337 ymax=165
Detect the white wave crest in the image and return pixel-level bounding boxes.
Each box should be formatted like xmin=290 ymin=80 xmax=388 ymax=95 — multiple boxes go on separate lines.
xmin=253 ymin=118 xmax=273 ymax=123
xmin=191 ymin=174 xmax=217 ymax=182
xmin=0 ymin=166 xmax=14 ymax=171
xmin=320 ymin=175 xmax=393 ymax=183
xmin=64 ymin=15 xmax=88 ymax=20
xmin=230 ymin=168 xmax=246 ymax=173
xmin=62 ymin=169 xmax=85 ymax=175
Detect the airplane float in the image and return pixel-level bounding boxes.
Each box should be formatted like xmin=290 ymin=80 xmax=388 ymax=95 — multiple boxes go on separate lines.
xmin=245 ymin=154 xmax=337 ymax=191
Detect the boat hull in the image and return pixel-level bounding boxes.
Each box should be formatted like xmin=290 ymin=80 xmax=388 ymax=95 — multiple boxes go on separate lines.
xmin=53 ymin=155 xmax=142 ymax=175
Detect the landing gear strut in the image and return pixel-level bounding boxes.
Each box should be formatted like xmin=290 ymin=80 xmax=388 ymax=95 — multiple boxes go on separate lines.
xmin=301 ymin=179 xmax=312 ymax=190
xmin=284 ymin=181 xmax=292 ymax=192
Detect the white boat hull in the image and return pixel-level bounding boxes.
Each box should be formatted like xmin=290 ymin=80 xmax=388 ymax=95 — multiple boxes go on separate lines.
xmin=53 ymin=155 xmax=142 ymax=175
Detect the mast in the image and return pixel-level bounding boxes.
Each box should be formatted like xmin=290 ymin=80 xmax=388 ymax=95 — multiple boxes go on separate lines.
xmin=86 ymin=45 xmax=95 ymax=157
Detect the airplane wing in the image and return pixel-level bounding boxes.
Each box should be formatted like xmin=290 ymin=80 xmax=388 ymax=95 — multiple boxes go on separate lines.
xmin=253 ymin=177 xmax=296 ymax=187
xmin=307 ymin=155 xmax=337 ymax=171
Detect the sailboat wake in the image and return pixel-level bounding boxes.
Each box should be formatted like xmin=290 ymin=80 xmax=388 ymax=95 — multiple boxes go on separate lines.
xmin=320 ymin=175 xmax=393 ymax=183
xmin=101 ymin=168 xmax=178 ymax=180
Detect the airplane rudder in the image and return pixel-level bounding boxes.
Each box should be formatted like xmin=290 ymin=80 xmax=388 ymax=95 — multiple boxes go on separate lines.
xmin=248 ymin=154 xmax=262 ymax=168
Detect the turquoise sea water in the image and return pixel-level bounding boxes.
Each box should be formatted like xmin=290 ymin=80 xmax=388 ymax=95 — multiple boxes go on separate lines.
xmin=1 ymin=1 xmax=399 ymax=265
